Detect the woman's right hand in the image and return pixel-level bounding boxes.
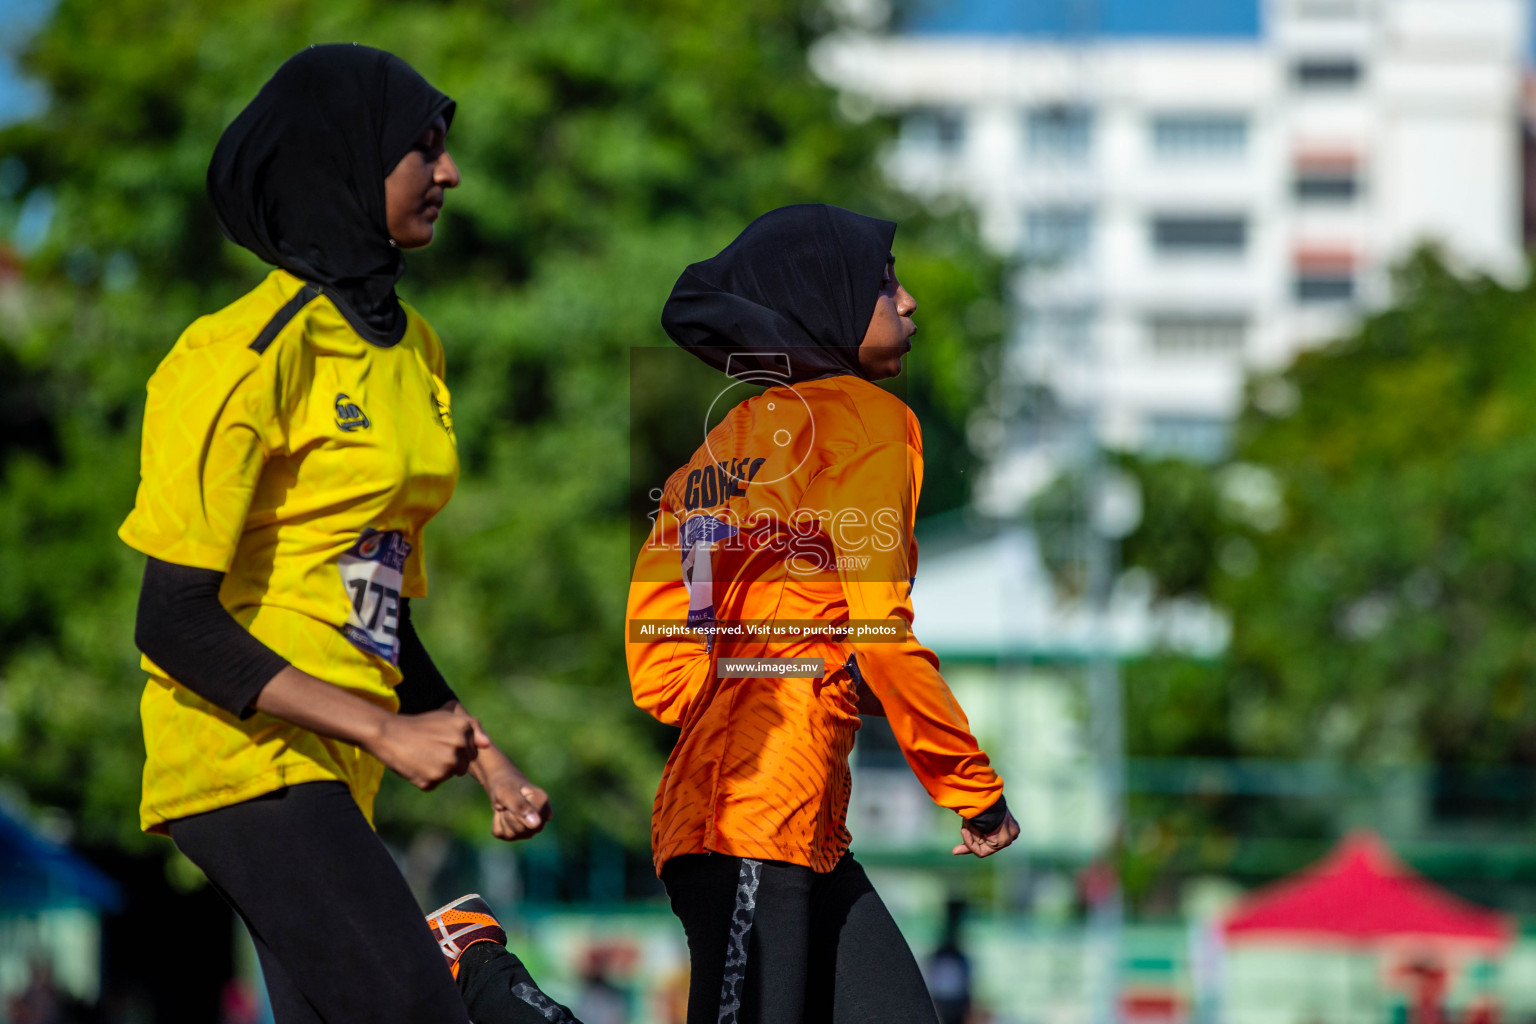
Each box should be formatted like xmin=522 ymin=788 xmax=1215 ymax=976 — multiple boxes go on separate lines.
xmin=252 ymin=667 xmax=489 ymax=790
xmin=368 ymin=709 xmax=491 ymax=791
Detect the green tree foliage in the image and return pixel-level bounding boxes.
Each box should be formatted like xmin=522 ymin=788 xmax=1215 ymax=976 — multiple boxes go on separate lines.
xmin=1118 ymin=455 xmax=1225 ymax=602
xmin=1116 ymin=456 xmax=1233 ymax=763
xmin=1224 ymin=252 xmax=1536 ymax=766
xmin=0 ymin=0 xmax=1002 ymax=853
xmin=1114 ymin=251 xmax=1536 ymax=771
xmin=1092 ymin=253 xmax=1536 ymax=901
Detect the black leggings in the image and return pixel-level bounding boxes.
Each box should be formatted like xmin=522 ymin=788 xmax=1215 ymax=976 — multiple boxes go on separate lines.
xmin=169 ymin=782 xmax=579 ymax=1024
xmin=661 ymin=853 xmax=939 ymax=1024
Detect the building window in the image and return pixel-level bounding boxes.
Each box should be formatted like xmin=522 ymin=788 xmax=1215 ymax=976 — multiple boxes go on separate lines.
xmin=1292 ymin=57 xmax=1362 ymax=90
xmin=1293 ymin=0 xmax=1361 ymax=17
xmin=1024 ymin=307 xmax=1095 ymax=352
xmin=1151 ymin=115 xmax=1248 ymax=159
xmin=1293 ymin=153 xmax=1361 ymax=203
xmin=1148 ymin=314 xmax=1247 ymax=354
xmin=1026 ymin=105 xmax=1093 ymax=161
xmin=1294 ymin=169 xmax=1359 ymax=202
xmin=1295 ymin=248 xmax=1356 ymax=302
xmin=1151 ymin=215 xmax=1247 ymax=256
xmin=902 ymin=108 xmax=966 ymax=155
xmin=1295 ymin=273 xmax=1354 ymax=301
xmin=1290 ymin=0 xmax=1363 ymax=17
xmin=1024 ymin=206 xmax=1094 ymax=264
xmin=1144 ymin=415 xmax=1230 ymax=462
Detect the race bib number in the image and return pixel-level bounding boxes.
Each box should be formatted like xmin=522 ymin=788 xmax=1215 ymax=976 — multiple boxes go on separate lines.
xmin=681 ymin=514 xmax=737 ymax=652
xmin=338 ymin=529 xmax=410 ymax=664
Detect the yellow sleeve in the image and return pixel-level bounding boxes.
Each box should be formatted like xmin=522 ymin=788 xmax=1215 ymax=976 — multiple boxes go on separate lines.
xmin=400 ymin=316 xmax=447 ymax=598
xmin=419 ymin=314 xmax=447 ymax=378
xmin=401 ymin=530 xmax=429 ymax=599
xmin=118 ymin=340 xmax=281 ymax=571
xmin=626 ymin=516 xmax=712 ymax=726
xmin=799 ymin=440 xmax=1004 ymax=820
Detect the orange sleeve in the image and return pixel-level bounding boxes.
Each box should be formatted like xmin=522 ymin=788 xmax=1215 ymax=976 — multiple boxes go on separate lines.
xmin=799 ymin=440 xmax=1004 ymax=820
xmin=626 ymin=524 xmax=712 ymax=727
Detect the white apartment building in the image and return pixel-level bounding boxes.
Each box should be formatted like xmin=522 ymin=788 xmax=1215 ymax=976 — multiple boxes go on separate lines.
xmin=817 ymin=0 xmax=1526 ymax=509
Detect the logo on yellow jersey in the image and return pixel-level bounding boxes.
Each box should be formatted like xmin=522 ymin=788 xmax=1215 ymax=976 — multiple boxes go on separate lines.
xmin=428 ymin=379 xmax=454 ymax=437
xmin=334 ymin=393 xmax=371 ymax=432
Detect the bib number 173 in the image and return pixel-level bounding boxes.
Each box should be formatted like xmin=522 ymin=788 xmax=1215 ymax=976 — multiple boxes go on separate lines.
xmin=338 ymin=529 xmax=411 ymax=664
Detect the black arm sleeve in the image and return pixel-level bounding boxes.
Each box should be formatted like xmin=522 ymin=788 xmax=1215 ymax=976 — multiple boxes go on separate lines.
xmin=134 ymin=557 xmax=290 ymax=720
xmin=966 ymin=793 xmax=1009 ymax=835
xmin=394 ymin=598 xmax=458 ymax=714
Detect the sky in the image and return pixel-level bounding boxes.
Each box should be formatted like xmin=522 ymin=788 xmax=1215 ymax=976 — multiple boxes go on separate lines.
xmin=899 ymin=0 xmax=1263 ymax=37
xmin=0 ymin=0 xmax=52 ymax=127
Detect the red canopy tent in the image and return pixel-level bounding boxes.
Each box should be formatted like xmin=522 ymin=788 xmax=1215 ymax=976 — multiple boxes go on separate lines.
xmin=1222 ymin=831 xmax=1512 ymax=953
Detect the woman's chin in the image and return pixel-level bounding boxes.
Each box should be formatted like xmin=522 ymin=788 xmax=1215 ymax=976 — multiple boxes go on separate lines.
xmin=392 ymin=225 xmax=436 ymax=250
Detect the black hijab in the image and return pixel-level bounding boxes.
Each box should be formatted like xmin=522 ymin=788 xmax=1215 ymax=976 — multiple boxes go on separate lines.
xmin=661 ymin=204 xmax=897 ymax=383
xmin=207 ymin=44 xmax=455 ymax=345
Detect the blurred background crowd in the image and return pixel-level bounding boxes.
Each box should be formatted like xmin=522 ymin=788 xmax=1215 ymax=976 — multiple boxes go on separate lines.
xmin=4 ymin=0 xmax=1536 ymax=1021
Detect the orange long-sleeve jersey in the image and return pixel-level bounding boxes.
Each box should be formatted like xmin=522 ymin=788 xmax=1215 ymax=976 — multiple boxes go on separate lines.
xmin=626 ymin=373 xmax=1003 ymax=874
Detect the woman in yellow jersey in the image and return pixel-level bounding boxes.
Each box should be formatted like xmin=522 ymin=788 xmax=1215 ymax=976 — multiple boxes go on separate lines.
xmin=626 ymin=205 xmax=1021 ymax=1024
xmin=121 ymin=46 xmax=580 ymax=1024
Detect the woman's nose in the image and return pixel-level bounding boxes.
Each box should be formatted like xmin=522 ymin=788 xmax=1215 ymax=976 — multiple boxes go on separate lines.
xmin=436 ymin=151 xmax=461 ymax=189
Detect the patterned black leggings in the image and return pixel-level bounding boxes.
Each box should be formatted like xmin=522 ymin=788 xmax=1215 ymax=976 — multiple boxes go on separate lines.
xmin=660 ymin=853 xmax=939 ymax=1024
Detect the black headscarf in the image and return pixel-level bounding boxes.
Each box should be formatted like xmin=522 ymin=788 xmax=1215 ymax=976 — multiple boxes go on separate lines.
xmin=207 ymin=44 xmax=455 ymax=345
xmin=661 ymin=204 xmax=897 ymax=382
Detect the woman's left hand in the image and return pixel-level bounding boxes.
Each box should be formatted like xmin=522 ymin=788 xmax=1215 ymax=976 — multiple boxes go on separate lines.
xmin=441 ymin=701 xmax=553 ymax=841
xmin=952 ymin=810 xmax=1020 ymax=858
xmin=484 ymin=765 xmax=552 ymax=842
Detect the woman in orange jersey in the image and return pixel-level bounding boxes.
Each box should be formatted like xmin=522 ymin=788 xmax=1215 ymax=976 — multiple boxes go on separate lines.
xmin=627 ymin=205 xmax=1020 ymax=1024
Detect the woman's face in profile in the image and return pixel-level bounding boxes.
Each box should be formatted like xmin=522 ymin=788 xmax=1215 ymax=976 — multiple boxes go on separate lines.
xmin=384 ymin=114 xmax=460 ymax=249
xmin=858 ymin=261 xmax=917 ymax=380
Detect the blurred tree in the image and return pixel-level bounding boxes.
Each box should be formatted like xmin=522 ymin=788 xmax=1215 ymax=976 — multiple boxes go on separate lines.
xmin=1116 ymin=454 xmax=1232 ymax=763
xmin=1118 ymin=454 xmax=1224 ymax=601
xmin=1113 ymin=249 xmax=1536 ymax=771
xmin=1095 ymin=251 xmax=1536 ymax=906
xmin=0 ymin=0 xmax=1002 ymax=855
xmin=1223 ymin=251 xmax=1536 ymax=767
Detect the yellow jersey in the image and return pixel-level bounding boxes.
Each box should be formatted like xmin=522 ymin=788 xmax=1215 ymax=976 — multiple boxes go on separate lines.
xmin=118 ymin=269 xmax=459 ymax=834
